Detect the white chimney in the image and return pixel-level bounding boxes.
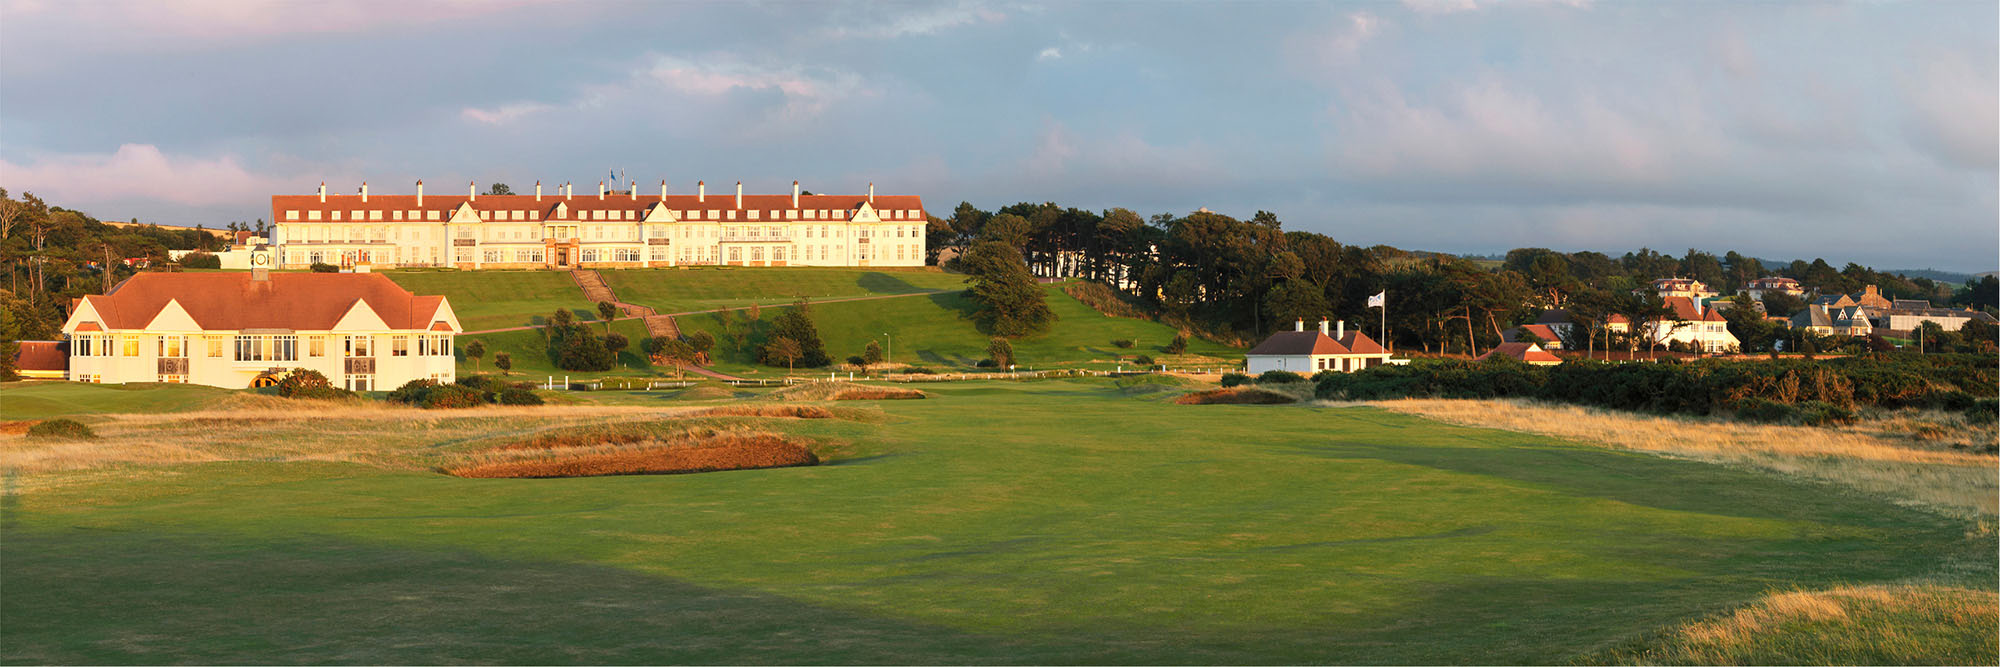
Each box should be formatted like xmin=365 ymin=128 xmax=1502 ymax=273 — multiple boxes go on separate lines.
xmin=360 ymin=181 xmax=368 ymax=203
xmin=792 ymin=180 xmax=800 ymax=208
xmin=1295 ymin=319 xmax=1304 ymax=332
xmin=659 ymin=179 xmax=667 ymax=200
xmin=868 ymin=182 xmax=875 ymax=204
xmin=1319 ymin=319 xmax=1329 ymax=336
xmin=318 ymin=181 xmax=326 ymax=203
xmin=735 ymin=181 xmax=742 ymax=208
xmin=629 ymin=181 xmax=637 ymax=200
xmin=597 ymin=181 xmax=605 ymax=200
xmin=535 ymin=180 xmax=543 ymax=202
xmin=469 ymin=180 xmax=477 ymax=201
xmin=564 ymin=182 xmax=572 ymax=200
xmin=698 ymin=180 xmax=706 ymax=203
xmin=1338 ymin=321 xmax=1346 ymax=339
xmin=415 ymin=179 xmax=424 ymax=206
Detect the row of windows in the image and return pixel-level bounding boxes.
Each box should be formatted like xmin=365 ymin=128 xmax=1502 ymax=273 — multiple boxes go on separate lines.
xmin=285 ymin=208 xmax=922 ymax=223
xmin=285 ymin=222 xmax=921 ymax=241
xmin=72 ymin=334 xmax=452 ymax=360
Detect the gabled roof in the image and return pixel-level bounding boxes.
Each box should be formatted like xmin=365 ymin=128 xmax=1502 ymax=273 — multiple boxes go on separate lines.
xmin=70 ymin=272 xmax=447 ymax=332
xmin=1335 ymin=330 xmax=1388 ymax=355
xmin=1246 ymin=331 xmax=1349 ymax=356
xmin=1503 ymin=324 xmax=1562 ymax=344
xmin=272 ymin=192 xmax=928 ymax=224
xmin=14 ymin=341 xmax=67 ymax=372
xmin=1476 ymin=342 xmax=1561 ymax=364
xmin=1791 ymin=305 xmax=1833 ymax=328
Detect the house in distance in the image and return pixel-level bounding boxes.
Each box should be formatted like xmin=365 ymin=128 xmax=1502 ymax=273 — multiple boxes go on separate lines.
xmin=1245 ymin=319 xmax=1391 ymax=375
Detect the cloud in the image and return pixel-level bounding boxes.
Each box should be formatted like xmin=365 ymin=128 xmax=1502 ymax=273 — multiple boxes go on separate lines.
xmin=460 ymin=102 xmax=556 ymax=126
xmin=0 ymin=144 xmax=303 ymax=208
xmin=1037 ymin=47 xmax=1063 ymax=61
xmin=0 ymin=0 xmax=558 ymax=59
xmin=819 ymin=2 xmax=1007 ymax=40
xmin=1400 ymin=0 xmax=1591 ymax=15
xmin=1902 ymin=55 xmax=1999 ymax=170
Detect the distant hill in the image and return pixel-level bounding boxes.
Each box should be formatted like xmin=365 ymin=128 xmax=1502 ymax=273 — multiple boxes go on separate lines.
xmin=1879 ymin=269 xmax=1983 ymax=284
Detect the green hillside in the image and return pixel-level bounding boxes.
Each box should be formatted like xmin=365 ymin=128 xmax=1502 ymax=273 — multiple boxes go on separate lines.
xmin=600 ymin=267 xmax=966 ymax=314
xmin=383 ymin=270 xmax=593 ymax=331
xmin=676 ymin=284 xmax=1239 ymax=375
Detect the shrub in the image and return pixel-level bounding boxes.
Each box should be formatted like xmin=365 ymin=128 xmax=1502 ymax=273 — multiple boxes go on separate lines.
xmin=1112 ymin=339 xmax=1136 ymax=349
xmin=1730 ymin=397 xmax=1794 ymax=424
xmin=904 ymin=366 xmax=935 ymax=375
xmin=1311 ymin=370 xmax=1341 ymax=384
xmin=421 ymin=384 xmax=488 ymax=409
xmin=1793 ymin=400 xmax=1857 ymax=426
xmin=1220 ymin=372 xmax=1250 ymax=387
xmin=387 ymin=378 xmax=439 ymax=404
xmin=498 ymin=386 xmax=544 ymax=405
xmin=1257 ymin=370 xmax=1305 ymax=384
xmin=975 ymin=358 xmax=998 ymax=368
xmin=1166 ymin=333 xmax=1189 ymax=355
xmin=274 ymin=369 xmax=347 ymax=399
xmin=309 ymin=262 xmax=339 ymax=273
xmin=1134 ymin=355 xmax=1155 ymax=366
xmin=1174 ymin=387 xmax=1296 ymax=405
xmin=455 ymin=374 xmax=507 ymax=394
xmin=846 ymin=355 xmax=867 ymax=367
xmin=179 ymin=252 xmax=220 ymax=269
xmin=1968 ymin=398 xmax=1998 ymax=425
xmin=26 ymin=418 xmax=96 ymax=440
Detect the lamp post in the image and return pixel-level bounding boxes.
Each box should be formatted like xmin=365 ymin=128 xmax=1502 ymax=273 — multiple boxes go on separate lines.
xmin=882 ymin=333 xmax=892 ymax=371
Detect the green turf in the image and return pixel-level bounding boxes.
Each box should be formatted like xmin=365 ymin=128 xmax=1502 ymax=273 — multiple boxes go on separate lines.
xmin=454 ymin=319 xmax=657 ymax=379
xmin=600 ymin=267 xmax=967 ymax=315
xmin=383 ymin=270 xmax=596 ymax=331
xmin=2 ymin=380 xmax=1987 ymax=664
xmin=678 ymin=285 xmax=1240 ymax=375
xmin=0 ymin=382 xmax=232 ymax=420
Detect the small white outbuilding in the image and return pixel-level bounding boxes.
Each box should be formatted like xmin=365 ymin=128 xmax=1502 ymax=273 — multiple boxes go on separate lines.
xmin=1244 ymin=319 xmax=1391 ymax=376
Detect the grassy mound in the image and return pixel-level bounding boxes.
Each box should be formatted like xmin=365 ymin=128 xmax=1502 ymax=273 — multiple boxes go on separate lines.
xmin=685 ymin=405 xmax=837 ymax=419
xmin=1113 ymin=373 xmax=1202 ymax=395
xmin=671 ymin=385 xmax=737 ymax=400
xmin=25 ymin=419 xmax=97 ymax=440
xmin=446 ymin=432 xmax=818 ymax=479
xmin=766 ymin=382 xmax=926 ymax=401
xmin=1592 ymin=584 xmax=1997 ymax=665
xmin=383 ymin=270 xmax=595 ymax=331
xmin=1174 ymin=387 xmax=1296 ymax=405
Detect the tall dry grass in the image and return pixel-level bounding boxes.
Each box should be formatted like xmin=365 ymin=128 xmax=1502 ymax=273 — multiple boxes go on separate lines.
xmin=1597 ymin=584 xmax=1998 ymax=665
xmin=444 ymin=430 xmax=818 ymax=478
xmin=1352 ymin=398 xmax=1999 ymax=517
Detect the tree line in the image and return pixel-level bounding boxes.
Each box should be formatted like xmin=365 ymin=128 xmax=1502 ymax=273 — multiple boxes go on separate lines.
xmin=1 ymin=188 xmax=233 ymax=341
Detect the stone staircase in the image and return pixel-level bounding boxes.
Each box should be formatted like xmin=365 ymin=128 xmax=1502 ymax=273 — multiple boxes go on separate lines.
xmin=569 ymin=268 xmax=681 ymax=342
xmin=571 ymin=269 xmax=617 ymax=305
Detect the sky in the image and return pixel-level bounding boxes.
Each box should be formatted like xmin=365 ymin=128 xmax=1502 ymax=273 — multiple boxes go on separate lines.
xmin=1 ymin=0 xmax=1995 ymax=272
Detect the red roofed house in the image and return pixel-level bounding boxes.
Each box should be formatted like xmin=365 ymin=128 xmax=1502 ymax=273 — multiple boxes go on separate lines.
xmin=272 ymin=180 xmax=926 ymax=270
xmin=1501 ymin=323 xmax=1566 ymax=350
xmin=1645 ymin=296 xmax=1740 ymax=353
xmin=12 ymin=341 xmax=69 ymax=379
xmin=1476 ymin=342 xmax=1563 ymax=366
xmin=60 ymin=270 xmax=461 ymax=390
xmin=1245 ymin=319 xmax=1392 ymax=375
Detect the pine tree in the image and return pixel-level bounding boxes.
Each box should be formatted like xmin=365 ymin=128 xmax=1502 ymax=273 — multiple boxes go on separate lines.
xmin=759 ymin=298 xmax=829 ymax=367
xmin=962 ymin=241 xmax=1056 ymax=337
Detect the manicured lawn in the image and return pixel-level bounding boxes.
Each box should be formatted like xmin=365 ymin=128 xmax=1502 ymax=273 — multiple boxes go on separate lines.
xmin=1 ymin=380 xmax=1987 ymax=664
xmin=453 ymin=319 xmax=657 ymax=379
xmin=0 ymin=382 xmax=233 ymax=420
xmin=601 ymin=267 xmax=966 ymax=314
xmin=383 ymin=270 xmax=595 ymax=331
xmin=679 ymin=285 xmax=1239 ymax=375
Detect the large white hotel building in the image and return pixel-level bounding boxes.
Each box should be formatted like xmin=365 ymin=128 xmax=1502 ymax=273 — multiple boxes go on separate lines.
xmin=270 ymin=180 xmax=927 ymax=270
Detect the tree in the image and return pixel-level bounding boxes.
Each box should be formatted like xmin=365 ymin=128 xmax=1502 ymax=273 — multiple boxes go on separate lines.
xmin=0 ymin=307 xmax=19 ymax=381
xmin=641 ymin=336 xmax=665 ymax=359
xmin=1165 ymin=332 xmax=1189 ymax=355
xmin=656 ymin=338 xmax=696 ymax=378
xmin=550 ymin=308 xmax=575 ymax=328
xmin=487 ymin=182 xmax=513 ymax=196
xmin=597 ymin=301 xmax=618 ymax=333
xmin=604 ymin=332 xmax=629 ymax=361
xmin=862 ymin=340 xmax=884 ymax=368
xmin=987 ymin=336 xmax=1015 ymax=368
xmin=686 ymin=330 xmax=716 ymax=360
xmin=764 ymin=336 xmax=803 ymax=370
xmin=492 ymin=351 xmax=512 ymax=374
xmin=1761 ymin=292 xmax=1806 ymax=318
xmin=549 ymin=323 xmax=614 ymax=371
xmin=961 ymin=241 xmax=1057 ymax=336
xmin=758 ymin=298 xmax=829 ymax=368
xmin=464 ymin=339 xmax=486 ymax=372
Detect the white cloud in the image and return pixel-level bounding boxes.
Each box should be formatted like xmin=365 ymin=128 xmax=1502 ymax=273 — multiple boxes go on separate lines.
xmin=1903 ymin=55 xmax=1999 ymax=170
xmin=1401 ymin=0 xmax=1591 ymax=15
xmin=1037 ymin=47 xmax=1064 ymax=61
xmin=460 ymin=102 xmax=556 ymax=126
xmin=820 ymin=2 xmax=1007 ymax=40
xmin=0 ymin=0 xmax=559 ymax=60
xmin=0 ymin=144 xmax=303 ymax=207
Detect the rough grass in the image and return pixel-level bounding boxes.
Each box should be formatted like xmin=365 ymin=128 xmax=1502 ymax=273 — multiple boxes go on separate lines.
xmin=1592 ymin=584 xmax=1999 ymax=665
xmin=764 ymin=381 xmax=927 ymax=401
xmin=445 ymin=432 xmax=818 ymax=479
xmin=684 ymin=405 xmax=837 ymax=419
xmin=1174 ymin=387 xmax=1296 ymax=405
xmin=1360 ymin=398 xmax=2000 ymax=517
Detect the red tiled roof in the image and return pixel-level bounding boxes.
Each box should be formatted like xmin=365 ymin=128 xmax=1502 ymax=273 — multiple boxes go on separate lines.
xmin=272 ymin=192 xmax=927 ymax=223
xmin=1246 ymin=330 xmax=1350 ymax=356
xmin=78 ymin=272 xmax=446 ymax=332
xmin=1335 ymin=330 xmax=1387 ymax=355
xmin=1476 ymin=342 xmax=1562 ymax=364
xmin=1504 ymin=324 xmax=1562 ymax=343
xmin=14 ymin=341 xmax=67 ymax=372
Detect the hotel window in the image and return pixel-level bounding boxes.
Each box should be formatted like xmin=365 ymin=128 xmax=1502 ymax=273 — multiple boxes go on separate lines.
xmin=787 ymin=209 xmax=798 ymax=220
xmin=273 ymin=335 xmax=298 ymax=361
xmin=73 ymin=335 xmax=94 ymax=357
xmin=728 ymin=247 xmax=742 ymax=262
xmin=346 ymin=336 xmax=372 ymax=357
xmin=206 ymin=337 xmax=225 ymax=358
xmin=346 ymin=375 xmax=374 ymax=392
xmin=480 ymin=211 xmax=491 ymax=220
xmin=409 ymin=210 xmax=420 ymax=219
xmin=308 ymin=210 xmax=322 ymax=221
xmin=285 ymin=210 xmax=300 ymax=221
xmin=773 ymin=247 xmax=786 ymax=261
xmin=157 ymin=336 xmax=185 ymax=358
xmin=119 ymin=337 xmax=139 ymax=357
xmin=332 ymin=211 xmax=343 ymax=221
xmin=233 ymin=336 xmax=263 ymax=362
xmin=750 ymin=247 xmax=764 ymax=261
xmin=432 ymin=335 xmax=452 ymax=356
xmin=428 ymin=211 xmax=442 ymax=221
xmin=391 ymin=336 xmax=409 ymax=357
xmin=748 ymin=210 xmax=760 ymax=220
xmin=650 ymin=246 xmax=667 ymax=261
xmin=392 ymin=210 xmax=403 ymax=221
xmin=581 ymin=248 xmax=600 ymax=262
xmin=530 ymin=210 xmax=539 ymax=221
xmin=349 ymin=210 xmax=362 ymax=220
xmin=483 ymin=250 xmax=503 ymax=263
xmin=309 ymin=336 xmax=326 ymax=357
xmin=710 ymin=210 xmax=721 ymax=219
xmin=369 ymin=210 xmax=382 ymax=221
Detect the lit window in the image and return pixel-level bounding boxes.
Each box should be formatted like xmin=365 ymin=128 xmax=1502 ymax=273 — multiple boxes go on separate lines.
xmin=391 ymin=336 xmax=409 ymax=357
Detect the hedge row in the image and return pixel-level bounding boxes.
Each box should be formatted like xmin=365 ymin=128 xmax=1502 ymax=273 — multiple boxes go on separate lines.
xmin=1315 ymin=354 xmax=1997 ymax=422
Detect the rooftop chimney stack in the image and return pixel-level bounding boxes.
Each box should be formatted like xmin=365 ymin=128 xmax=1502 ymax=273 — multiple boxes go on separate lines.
xmin=598 ymin=181 xmax=605 ymax=200
xmin=735 ymin=181 xmax=742 ymax=208
xmin=469 ymin=180 xmax=477 ymax=201
xmin=1319 ymin=319 xmax=1329 ymax=336
xmin=1338 ymin=321 xmax=1346 ymax=339
xmin=792 ymin=180 xmax=800 ymax=208
xmin=659 ymin=179 xmax=667 ymax=200
xmin=535 ymin=180 xmax=543 ymax=202
xmin=564 ymin=182 xmax=572 ymax=199
xmin=629 ymin=180 xmax=637 ymax=200
xmin=1295 ymin=319 xmax=1304 ymax=332
xmin=416 ymin=179 xmax=424 ymax=206
xmin=318 ymin=182 xmax=326 ymax=203
xmin=698 ymin=180 xmax=706 ymax=203
xmin=360 ymin=181 xmax=368 ymax=203
xmin=868 ymin=182 xmax=875 ymax=204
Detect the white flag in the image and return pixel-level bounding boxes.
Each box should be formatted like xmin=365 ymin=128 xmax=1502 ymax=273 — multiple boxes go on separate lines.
xmin=1368 ymin=291 xmax=1385 ymax=308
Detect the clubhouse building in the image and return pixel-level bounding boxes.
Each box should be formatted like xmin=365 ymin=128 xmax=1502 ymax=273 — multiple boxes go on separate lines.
xmin=1245 ymin=319 xmax=1392 ymax=375
xmin=61 ymin=271 xmax=460 ymax=391
xmin=270 ymin=180 xmax=928 ymax=270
